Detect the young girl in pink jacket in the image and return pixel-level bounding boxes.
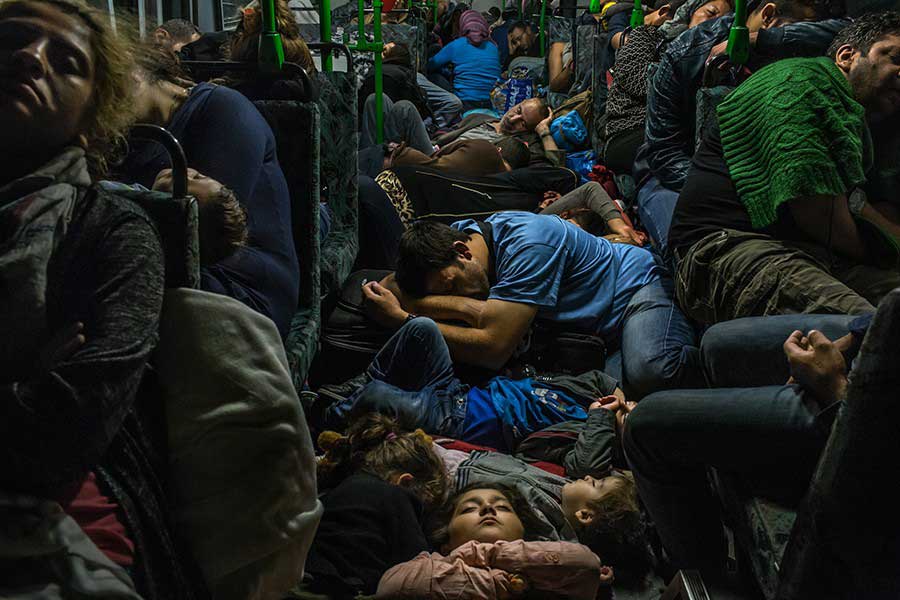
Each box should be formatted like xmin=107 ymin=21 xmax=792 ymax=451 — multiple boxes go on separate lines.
xmin=376 ymin=484 xmax=615 ymax=599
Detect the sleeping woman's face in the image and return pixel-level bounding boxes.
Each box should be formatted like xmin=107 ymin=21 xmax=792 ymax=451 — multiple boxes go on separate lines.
xmin=445 ymin=488 xmax=525 ymax=552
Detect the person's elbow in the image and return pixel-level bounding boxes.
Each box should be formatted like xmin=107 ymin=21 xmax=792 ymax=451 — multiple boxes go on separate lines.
xmin=478 ymin=334 xmax=519 ymax=371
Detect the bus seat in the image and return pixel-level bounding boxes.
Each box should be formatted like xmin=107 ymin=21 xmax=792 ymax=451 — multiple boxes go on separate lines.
xmin=694 ymin=85 xmax=733 ymax=149
xmin=314 ymin=70 xmax=360 ymax=297
xmin=253 ymin=100 xmax=322 ymax=389
xmin=715 ymin=289 xmax=900 ymax=599
xmin=115 ymin=190 xmax=201 ymax=290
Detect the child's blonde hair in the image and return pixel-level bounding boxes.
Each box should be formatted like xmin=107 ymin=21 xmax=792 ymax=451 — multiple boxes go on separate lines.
xmin=317 ymin=412 xmax=449 ymax=510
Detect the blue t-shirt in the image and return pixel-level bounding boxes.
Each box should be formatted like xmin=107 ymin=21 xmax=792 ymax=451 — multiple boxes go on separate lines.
xmin=427 ymin=37 xmax=501 ymax=102
xmin=462 ymin=377 xmax=589 ymax=451
xmin=452 ymin=211 xmax=661 ymax=338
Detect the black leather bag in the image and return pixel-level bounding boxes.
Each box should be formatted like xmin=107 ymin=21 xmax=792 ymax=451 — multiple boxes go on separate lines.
xmin=515 ymin=323 xmax=608 ymax=376
xmin=310 ymin=269 xmax=394 ymax=385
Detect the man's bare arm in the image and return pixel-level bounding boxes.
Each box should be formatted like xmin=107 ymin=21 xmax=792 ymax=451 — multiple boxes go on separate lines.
xmin=435 ymin=299 xmax=537 ymax=370
xmin=379 ymin=274 xmax=485 ymax=326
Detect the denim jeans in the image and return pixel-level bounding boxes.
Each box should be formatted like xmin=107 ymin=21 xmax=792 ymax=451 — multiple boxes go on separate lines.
xmin=326 ymin=318 xmax=468 ymax=436
xmin=416 ymin=73 xmax=463 ymax=128
xmin=701 ymin=314 xmax=855 ymax=387
xmin=623 ymin=314 xmax=853 ymax=573
xmin=360 ymin=94 xmax=433 ymax=155
xmin=619 ymin=274 xmax=703 ymax=400
xmin=636 ymin=175 xmax=680 ymax=257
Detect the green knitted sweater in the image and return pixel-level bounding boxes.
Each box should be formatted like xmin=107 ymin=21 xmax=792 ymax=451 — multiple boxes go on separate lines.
xmin=717 ymin=57 xmax=867 ymax=229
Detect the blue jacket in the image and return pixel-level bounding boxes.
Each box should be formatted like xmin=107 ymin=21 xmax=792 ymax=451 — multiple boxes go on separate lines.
xmin=635 ymin=16 xmax=849 ymax=192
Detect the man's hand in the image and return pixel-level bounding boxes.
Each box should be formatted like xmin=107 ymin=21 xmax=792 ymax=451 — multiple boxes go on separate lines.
xmin=784 ymin=330 xmax=849 ymax=406
xmin=615 ymin=401 xmax=636 ymax=439
xmin=539 ymin=190 xmax=562 ymax=209
xmin=362 ymin=281 xmax=408 ymax=329
xmin=606 ymin=218 xmax=647 ymax=246
xmin=37 ymin=322 xmax=85 ymax=374
xmin=535 ymin=108 xmax=554 ymax=138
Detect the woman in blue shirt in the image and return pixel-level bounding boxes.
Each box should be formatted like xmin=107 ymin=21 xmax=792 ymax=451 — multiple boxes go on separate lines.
xmin=427 ymin=10 xmax=501 ymax=111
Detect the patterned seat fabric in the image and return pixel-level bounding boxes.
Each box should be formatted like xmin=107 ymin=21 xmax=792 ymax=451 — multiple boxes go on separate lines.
xmin=313 ymin=71 xmax=360 ymax=297
xmin=694 ymin=86 xmax=733 ymax=149
xmin=253 ymin=100 xmax=322 ymax=388
xmin=113 ymin=190 xmax=201 ymax=289
xmin=714 ymin=471 xmax=796 ymax=600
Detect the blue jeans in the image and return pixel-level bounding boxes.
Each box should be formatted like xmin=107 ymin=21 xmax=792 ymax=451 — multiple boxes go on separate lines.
xmin=417 ymin=73 xmax=463 ymax=128
xmin=326 ymin=318 xmax=468 ymax=436
xmin=619 ymin=274 xmax=703 ymax=400
xmin=636 ymin=176 xmax=680 ymax=257
xmin=623 ymin=315 xmax=853 ymax=573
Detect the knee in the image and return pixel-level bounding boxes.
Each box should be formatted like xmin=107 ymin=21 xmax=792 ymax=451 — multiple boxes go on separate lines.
xmin=403 ymin=316 xmax=441 ymax=341
xmin=622 ymin=396 xmax=667 ymax=465
xmin=395 ymin=100 xmax=418 ymax=115
xmin=625 ymin=345 xmax=700 ymax=400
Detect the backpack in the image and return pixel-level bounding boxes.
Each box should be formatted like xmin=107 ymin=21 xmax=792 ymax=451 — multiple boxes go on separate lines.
xmin=309 ymin=269 xmax=394 ymax=386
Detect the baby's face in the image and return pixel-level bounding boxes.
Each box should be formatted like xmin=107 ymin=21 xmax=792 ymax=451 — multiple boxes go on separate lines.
xmin=152 ymin=168 xmax=225 ymax=203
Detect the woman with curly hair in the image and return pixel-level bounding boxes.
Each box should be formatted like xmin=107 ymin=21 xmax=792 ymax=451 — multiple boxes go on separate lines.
xmin=304 ymin=412 xmax=450 ymax=597
xmin=0 ymin=1 xmax=204 ymax=598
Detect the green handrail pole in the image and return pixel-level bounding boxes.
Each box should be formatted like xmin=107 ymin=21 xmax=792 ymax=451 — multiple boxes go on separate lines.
xmin=588 ymin=0 xmax=601 ymax=14
xmin=432 ymin=0 xmax=438 ymax=27
xmin=374 ymin=0 xmax=385 ymax=143
xmin=538 ymin=0 xmax=546 ymax=57
xmin=258 ymin=0 xmax=285 ymax=72
xmin=321 ymin=0 xmax=333 ymax=71
xmin=726 ymin=0 xmax=749 ymax=64
xmin=629 ymin=0 xmax=643 ymax=28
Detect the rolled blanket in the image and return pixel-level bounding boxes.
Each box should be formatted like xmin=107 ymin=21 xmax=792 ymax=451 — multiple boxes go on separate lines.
xmin=717 ymin=57 xmax=867 ymax=229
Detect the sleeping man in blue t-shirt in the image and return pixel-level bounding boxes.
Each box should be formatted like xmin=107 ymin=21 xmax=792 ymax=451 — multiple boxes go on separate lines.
xmin=362 ymin=211 xmax=703 ymax=400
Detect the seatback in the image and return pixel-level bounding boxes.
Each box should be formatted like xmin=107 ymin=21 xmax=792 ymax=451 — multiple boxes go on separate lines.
xmin=253 ymin=99 xmax=323 ymax=386
xmin=383 ymin=17 xmax=427 ymax=73
xmin=116 ymin=190 xmax=201 ymax=290
xmin=778 ymin=289 xmax=900 ymax=598
xmin=313 ymin=70 xmax=360 ymax=297
xmin=694 ymin=85 xmax=733 ymax=149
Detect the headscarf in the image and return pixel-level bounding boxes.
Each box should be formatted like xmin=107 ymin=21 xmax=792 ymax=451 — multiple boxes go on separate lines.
xmin=459 ymin=9 xmax=493 ymax=46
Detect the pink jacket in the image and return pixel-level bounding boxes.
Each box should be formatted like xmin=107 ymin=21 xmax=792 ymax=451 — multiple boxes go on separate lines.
xmin=376 ymin=540 xmax=606 ymax=599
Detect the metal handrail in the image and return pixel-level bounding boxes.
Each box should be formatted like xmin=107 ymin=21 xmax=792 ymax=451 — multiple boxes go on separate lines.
xmin=308 ymin=42 xmax=355 ymax=70
xmin=130 ymin=124 xmax=189 ymax=199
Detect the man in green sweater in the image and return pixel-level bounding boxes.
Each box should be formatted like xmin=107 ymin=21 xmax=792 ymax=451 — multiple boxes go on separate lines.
xmin=668 ymin=11 xmax=900 ymax=324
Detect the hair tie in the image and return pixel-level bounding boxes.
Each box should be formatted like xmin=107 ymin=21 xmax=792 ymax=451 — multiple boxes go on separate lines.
xmin=386 ymin=432 xmax=398 ymax=441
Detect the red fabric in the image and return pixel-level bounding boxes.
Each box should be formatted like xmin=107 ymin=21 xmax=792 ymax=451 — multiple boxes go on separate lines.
xmin=59 ymin=472 xmax=135 ymax=566
xmin=382 ymin=0 xmax=398 ymax=15
xmin=435 ymin=438 xmax=567 ymax=477
xmin=587 ymin=164 xmax=620 ymax=199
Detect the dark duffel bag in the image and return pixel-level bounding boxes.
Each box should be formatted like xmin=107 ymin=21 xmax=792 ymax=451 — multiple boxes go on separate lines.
xmin=309 ymin=269 xmax=393 ymax=386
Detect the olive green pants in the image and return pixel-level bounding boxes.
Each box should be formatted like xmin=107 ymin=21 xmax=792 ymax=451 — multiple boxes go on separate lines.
xmin=675 ymin=229 xmax=900 ymax=325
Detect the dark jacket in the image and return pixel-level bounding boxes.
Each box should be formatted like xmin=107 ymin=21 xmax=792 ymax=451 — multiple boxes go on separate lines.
xmin=635 ymin=16 xmax=849 ymax=191
xmin=456 ymin=406 xmax=620 ymax=543
xmin=358 ymin=63 xmax=431 ymax=120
